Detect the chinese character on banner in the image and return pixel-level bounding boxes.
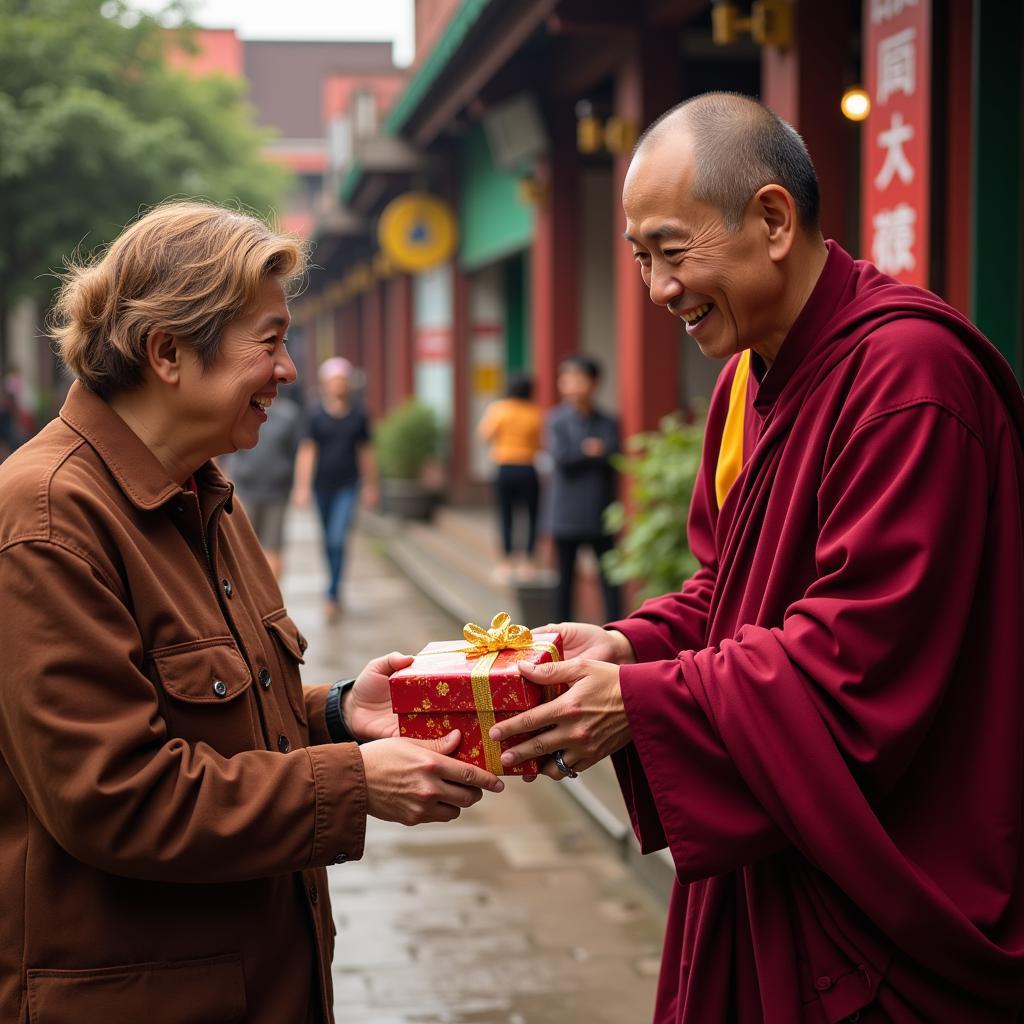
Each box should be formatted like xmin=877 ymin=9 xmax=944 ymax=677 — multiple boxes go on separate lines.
xmin=863 ymin=0 xmax=931 ymax=287
xmin=877 ymin=28 xmax=916 ymax=103
xmin=875 ymin=112 xmax=915 ymax=188
xmin=872 ymin=204 xmax=917 ymax=274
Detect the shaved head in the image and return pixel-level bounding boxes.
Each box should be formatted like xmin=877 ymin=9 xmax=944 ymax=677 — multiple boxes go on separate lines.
xmin=637 ymin=92 xmax=820 ymax=233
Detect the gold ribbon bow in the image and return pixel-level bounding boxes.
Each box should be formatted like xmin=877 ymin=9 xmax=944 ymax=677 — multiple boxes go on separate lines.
xmin=462 ymin=612 xmax=535 ymax=656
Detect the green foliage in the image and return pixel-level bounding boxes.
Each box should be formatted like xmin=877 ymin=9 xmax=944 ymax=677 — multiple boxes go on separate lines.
xmin=602 ymin=413 xmax=706 ymax=601
xmin=0 ymin=0 xmax=291 ymax=311
xmin=375 ymin=400 xmax=441 ymax=480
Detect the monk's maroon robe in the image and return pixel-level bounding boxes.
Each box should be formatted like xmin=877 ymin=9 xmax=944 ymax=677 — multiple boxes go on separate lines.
xmin=609 ymin=243 xmax=1024 ymax=1023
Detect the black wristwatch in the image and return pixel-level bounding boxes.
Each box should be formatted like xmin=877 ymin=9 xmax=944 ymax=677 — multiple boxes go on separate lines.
xmin=325 ymin=679 xmax=359 ymax=744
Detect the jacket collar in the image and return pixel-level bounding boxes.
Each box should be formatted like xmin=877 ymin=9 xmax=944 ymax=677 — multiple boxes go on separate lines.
xmin=59 ymin=381 xmax=233 ymax=512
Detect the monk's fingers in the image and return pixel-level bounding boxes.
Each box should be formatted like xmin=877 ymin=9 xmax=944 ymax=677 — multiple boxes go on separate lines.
xmin=518 ymin=657 xmax=588 ymax=688
xmin=533 ymin=756 xmax=565 ymax=782
xmin=499 ymin=726 xmax=572 ymax=771
xmin=489 ymin=699 xmax=561 ymax=742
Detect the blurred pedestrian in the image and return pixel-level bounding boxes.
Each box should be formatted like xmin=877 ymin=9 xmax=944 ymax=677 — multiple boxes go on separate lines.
xmin=293 ymin=357 xmax=378 ymax=621
xmin=221 ymin=383 xmax=304 ymax=578
xmin=477 ymin=373 xmax=543 ymax=582
xmin=0 ymin=391 xmax=20 ymax=462
xmin=0 ymin=201 xmax=502 ymax=1024
xmin=547 ymin=354 xmax=622 ymax=621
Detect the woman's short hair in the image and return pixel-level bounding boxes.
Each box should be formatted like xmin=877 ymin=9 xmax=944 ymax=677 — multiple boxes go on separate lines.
xmin=506 ymin=373 xmax=534 ymax=400
xmin=49 ymin=201 xmax=307 ymax=399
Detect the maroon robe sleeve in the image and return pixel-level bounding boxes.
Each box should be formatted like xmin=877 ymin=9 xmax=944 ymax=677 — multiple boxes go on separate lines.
xmin=605 ymin=404 xmax=724 ymax=851
xmin=618 ymin=400 xmax=988 ymax=883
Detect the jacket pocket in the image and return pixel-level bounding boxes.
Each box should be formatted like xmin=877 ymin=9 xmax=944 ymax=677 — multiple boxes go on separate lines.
xmin=27 ymin=952 xmax=245 ymax=1024
xmin=263 ymin=611 xmax=309 ymax=729
xmin=150 ymin=639 xmax=259 ymax=757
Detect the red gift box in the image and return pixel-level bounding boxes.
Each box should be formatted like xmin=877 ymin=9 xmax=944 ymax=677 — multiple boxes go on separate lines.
xmin=389 ymin=615 xmax=564 ymax=776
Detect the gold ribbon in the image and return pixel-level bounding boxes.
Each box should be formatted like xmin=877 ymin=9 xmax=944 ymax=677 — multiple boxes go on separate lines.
xmin=412 ymin=612 xmax=560 ymax=775
xmin=471 ymin=649 xmax=504 ymax=774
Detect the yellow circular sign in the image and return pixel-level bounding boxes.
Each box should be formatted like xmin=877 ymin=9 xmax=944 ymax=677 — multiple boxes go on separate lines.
xmin=377 ymin=193 xmax=458 ymax=273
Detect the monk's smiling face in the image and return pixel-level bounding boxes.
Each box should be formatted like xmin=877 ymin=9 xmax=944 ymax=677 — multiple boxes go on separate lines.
xmin=623 ymin=130 xmax=790 ymax=364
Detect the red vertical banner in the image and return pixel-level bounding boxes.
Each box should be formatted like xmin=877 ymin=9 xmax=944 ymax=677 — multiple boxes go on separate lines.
xmin=862 ymin=0 xmax=931 ymax=286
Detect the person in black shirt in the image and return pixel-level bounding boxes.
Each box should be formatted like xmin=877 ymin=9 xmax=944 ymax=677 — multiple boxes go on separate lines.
xmin=546 ymin=354 xmax=623 ymax=622
xmin=294 ymin=358 xmax=378 ymax=621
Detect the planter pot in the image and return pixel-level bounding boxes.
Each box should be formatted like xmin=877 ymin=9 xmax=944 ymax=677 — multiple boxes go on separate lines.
xmin=513 ymin=572 xmax=558 ymax=627
xmin=379 ymin=478 xmax=435 ymax=520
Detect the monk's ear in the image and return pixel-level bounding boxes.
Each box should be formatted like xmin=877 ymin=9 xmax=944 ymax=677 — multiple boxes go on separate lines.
xmin=145 ymin=330 xmax=184 ymax=386
xmin=753 ymin=184 xmax=797 ymax=263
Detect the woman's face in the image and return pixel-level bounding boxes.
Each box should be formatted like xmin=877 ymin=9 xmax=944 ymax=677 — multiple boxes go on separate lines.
xmin=179 ymin=275 xmax=296 ymax=457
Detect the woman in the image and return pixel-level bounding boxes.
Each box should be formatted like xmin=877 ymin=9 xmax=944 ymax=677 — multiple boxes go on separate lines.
xmin=0 ymin=202 xmax=501 ymax=1024
xmin=476 ymin=374 xmax=543 ymax=581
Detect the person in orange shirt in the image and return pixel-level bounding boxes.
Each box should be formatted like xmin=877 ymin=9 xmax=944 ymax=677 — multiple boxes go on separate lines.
xmin=477 ymin=374 xmax=544 ymax=582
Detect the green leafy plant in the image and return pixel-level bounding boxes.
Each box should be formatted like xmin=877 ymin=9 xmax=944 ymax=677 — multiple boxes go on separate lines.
xmin=602 ymin=412 xmax=706 ymax=601
xmin=375 ymin=400 xmax=441 ymax=480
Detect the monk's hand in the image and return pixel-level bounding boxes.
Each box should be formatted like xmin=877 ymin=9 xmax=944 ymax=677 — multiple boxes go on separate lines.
xmin=345 ymin=651 xmax=414 ymax=741
xmin=360 ymin=732 xmax=504 ymax=825
xmin=489 ymin=658 xmax=632 ymax=781
xmin=534 ymin=621 xmax=636 ymax=664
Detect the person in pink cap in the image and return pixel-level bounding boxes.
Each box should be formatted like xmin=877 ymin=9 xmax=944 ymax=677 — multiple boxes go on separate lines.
xmin=293 ymin=357 xmax=378 ymax=621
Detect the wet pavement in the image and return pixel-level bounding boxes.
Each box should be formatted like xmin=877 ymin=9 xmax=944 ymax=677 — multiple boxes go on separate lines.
xmin=279 ymin=508 xmax=667 ymax=1024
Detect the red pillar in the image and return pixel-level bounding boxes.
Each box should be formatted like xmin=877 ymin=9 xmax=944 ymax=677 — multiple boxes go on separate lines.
xmin=451 ymin=265 xmax=471 ymax=495
xmin=353 ymin=296 xmax=368 ymax=371
xmin=363 ymin=282 xmax=386 ymax=419
xmin=386 ymin=274 xmax=414 ymax=407
xmin=942 ymin=0 xmax=972 ymax=314
xmin=531 ymin=100 xmax=579 ymax=409
xmin=761 ymin=0 xmax=855 ymax=248
xmin=339 ymin=303 xmax=352 ymax=360
xmin=614 ymin=32 xmax=682 ymax=443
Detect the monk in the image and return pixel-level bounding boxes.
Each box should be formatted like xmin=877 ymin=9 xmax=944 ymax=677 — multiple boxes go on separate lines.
xmin=490 ymin=92 xmax=1024 ymax=1022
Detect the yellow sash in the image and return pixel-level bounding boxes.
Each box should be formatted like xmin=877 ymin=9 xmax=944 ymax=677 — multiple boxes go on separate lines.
xmin=714 ymin=349 xmax=751 ymax=509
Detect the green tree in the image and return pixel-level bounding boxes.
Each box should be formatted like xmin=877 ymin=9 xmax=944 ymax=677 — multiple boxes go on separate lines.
xmin=0 ymin=0 xmax=292 ymax=371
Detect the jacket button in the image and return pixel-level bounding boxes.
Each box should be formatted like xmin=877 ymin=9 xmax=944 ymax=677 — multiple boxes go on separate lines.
xmin=332 ymin=852 xmax=348 ymax=865
xmin=814 ymin=975 xmax=833 ymax=992
xmin=308 ymin=883 xmax=318 ymax=904
xmin=277 ymin=734 xmax=291 ymax=753
xmin=297 ymin=633 xmax=308 ymax=653
xmin=212 ymin=679 xmax=228 ymax=698
xmin=221 ymin=578 xmax=233 ymax=598
xmin=258 ymin=667 xmax=272 ymax=689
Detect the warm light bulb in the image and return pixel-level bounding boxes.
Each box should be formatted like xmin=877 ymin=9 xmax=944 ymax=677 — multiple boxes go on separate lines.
xmin=841 ymin=87 xmax=871 ymax=122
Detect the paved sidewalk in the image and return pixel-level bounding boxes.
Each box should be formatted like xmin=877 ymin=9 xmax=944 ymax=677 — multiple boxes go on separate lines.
xmin=279 ymin=509 xmax=667 ymax=1024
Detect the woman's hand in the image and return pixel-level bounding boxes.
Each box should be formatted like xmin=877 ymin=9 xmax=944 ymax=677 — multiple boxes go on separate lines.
xmin=360 ymin=732 xmax=505 ymax=825
xmin=344 ymin=651 xmax=413 ymax=741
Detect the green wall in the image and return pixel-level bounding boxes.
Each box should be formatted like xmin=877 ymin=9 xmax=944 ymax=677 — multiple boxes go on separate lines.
xmin=458 ymin=123 xmax=534 ymax=271
xmin=971 ymin=0 xmax=1023 ymax=375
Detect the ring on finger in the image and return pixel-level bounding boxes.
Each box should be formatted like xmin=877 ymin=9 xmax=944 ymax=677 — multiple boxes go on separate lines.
xmin=553 ymin=749 xmax=579 ymax=779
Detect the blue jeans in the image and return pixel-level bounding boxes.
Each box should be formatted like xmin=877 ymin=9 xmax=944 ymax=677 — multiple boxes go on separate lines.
xmin=315 ymin=485 xmax=360 ymax=601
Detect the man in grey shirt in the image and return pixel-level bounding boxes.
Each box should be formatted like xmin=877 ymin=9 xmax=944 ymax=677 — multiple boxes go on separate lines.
xmin=546 ymin=354 xmax=623 ymax=622
xmin=223 ymin=386 xmax=305 ymax=578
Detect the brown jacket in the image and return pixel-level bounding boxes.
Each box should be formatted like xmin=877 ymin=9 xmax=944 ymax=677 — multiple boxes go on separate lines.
xmin=0 ymin=383 xmax=367 ymax=1024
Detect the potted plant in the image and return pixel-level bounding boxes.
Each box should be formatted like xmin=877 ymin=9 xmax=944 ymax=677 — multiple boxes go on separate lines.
xmin=375 ymin=399 xmax=441 ymax=520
